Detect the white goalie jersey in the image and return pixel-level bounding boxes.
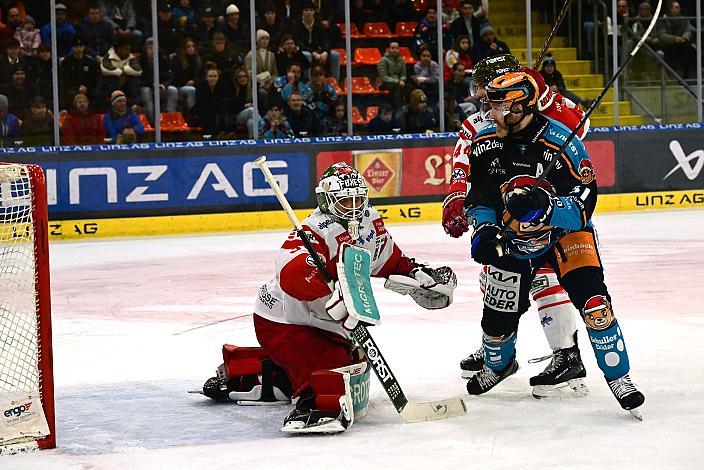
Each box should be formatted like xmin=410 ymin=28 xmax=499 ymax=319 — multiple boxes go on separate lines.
xmin=253 ymin=206 xmax=415 ymax=336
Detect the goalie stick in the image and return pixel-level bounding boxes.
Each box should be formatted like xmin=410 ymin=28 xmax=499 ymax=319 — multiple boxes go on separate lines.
xmin=254 ymin=156 xmax=467 ymax=423
xmin=499 ymin=0 xmax=663 ymax=242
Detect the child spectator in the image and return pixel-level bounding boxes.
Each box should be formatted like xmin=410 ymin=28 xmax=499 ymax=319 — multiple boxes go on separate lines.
xmin=412 ymin=47 xmax=440 ymax=105
xmin=77 ymin=4 xmax=115 ymax=57
xmin=470 ymin=25 xmax=510 ymax=63
xmin=172 ymin=38 xmax=202 ymax=115
xmin=368 ymin=103 xmax=401 ymax=134
xmin=103 ymin=89 xmax=143 ymax=143
xmin=14 ymin=15 xmax=40 ymax=57
xmin=540 ymin=54 xmax=592 ymax=109
xmin=323 ymin=99 xmax=347 ymax=136
xmin=20 ymin=96 xmax=53 ymax=145
xmin=60 ymin=93 xmax=106 ymax=145
xmin=258 ymin=101 xmax=294 ymax=138
xmin=100 ymin=35 xmax=142 ymax=103
xmin=41 ymin=3 xmax=76 ymax=58
xmin=0 ymin=94 xmax=21 ymax=146
xmin=445 ymin=62 xmax=477 ymax=115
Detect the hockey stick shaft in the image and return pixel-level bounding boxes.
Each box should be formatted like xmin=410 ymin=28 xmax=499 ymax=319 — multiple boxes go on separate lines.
xmin=533 ymin=0 xmax=573 ymax=70
xmin=500 ymin=0 xmax=662 ymax=238
xmin=254 ymin=156 xmax=410 ymax=413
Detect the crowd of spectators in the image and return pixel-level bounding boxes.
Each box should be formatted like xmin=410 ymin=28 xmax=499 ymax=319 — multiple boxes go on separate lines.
xmin=0 ymin=0 xmax=699 ymax=146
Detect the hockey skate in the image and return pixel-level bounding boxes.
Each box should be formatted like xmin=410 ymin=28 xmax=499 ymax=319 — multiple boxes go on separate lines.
xmin=466 ymin=356 xmax=519 ymax=395
xmin=529 ymin=342 xmax=588 ymax=399
xmin=459 ymin=347 xmax=484 ymax=378
xmin=281 ymin=406 xmax=350 ymax=434
xmin=607 ymin=374 xmax=645 ymax=420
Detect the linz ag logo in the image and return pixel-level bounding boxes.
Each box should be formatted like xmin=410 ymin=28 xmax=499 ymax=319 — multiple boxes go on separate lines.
xmin=4 ymin=402 xmax=32 ymax=418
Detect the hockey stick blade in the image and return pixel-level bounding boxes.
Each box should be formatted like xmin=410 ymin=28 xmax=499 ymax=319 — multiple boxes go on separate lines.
xmin=399 ymin=397 xmax=467 ymax=423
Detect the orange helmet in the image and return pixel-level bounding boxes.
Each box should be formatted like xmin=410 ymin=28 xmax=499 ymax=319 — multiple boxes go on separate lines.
xmin=485 ymin=71 xmax=539 ymax=115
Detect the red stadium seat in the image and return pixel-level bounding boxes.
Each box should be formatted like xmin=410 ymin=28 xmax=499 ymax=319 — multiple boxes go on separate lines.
xmin=398 ymin=46 xmax=417 ymax=64
xmin=412 ymin=0 xmax=429 ymax=13
xmin=354 ymin=48 xmax=383 ymax=66
xmin=366 ymin=106 xmax=379 ymax=121
xmin=324 ymin=77 xmax=344 ymax=95
xmin=364 ymin=22 xmax=394 ymax=38
xmin=344 ymin=77 xmax=389 ymax=95
xmin=332 ymin=48 xmax=347 ymax=66
xmin=160 ymin=112 xmax=188 ymax=132
xmin=139 ymin=114 xmax=154 ymax=132
xmin=394 ymin=21 xmax=418 ymax=38
xmin=352 ymin=106 xmax=369 ymax=125
xmin=338 ymin=23 xmax=363 ymax=38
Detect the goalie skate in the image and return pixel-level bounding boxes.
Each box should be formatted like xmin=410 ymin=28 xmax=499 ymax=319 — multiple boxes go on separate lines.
xmin=281 ymin=408 xmax=350 ymax=434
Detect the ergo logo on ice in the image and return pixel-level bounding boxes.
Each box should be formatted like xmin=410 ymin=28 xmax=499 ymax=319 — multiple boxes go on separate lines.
xmin=4 ymin=402 xmax=32 ymax=418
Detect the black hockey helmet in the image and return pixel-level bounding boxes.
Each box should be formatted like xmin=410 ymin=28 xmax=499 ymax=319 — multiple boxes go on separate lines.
xmin=470 ymin=53 xmax=521 ymax=95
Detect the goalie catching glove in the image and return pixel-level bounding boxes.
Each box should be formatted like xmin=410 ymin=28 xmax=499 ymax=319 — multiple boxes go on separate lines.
xmin=384 ymin=265 xmax=457 ymax=309
xmin=325 ymin=283 xmax=360 ymax=331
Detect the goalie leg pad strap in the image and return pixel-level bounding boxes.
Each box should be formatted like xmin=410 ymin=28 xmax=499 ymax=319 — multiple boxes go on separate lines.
xmin=217 ymin=344 xmax=293 ymax=403
xmin=310 ymin=370 xmax=354 ymax=425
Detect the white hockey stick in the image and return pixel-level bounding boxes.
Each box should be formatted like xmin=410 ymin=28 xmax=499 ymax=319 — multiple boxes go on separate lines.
xmin=254 ymin=156 xmax=467 ymax=423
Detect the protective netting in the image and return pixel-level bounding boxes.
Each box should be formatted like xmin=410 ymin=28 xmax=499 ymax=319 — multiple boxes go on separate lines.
xmin=0 ymin=164 xmax=41 ymax=404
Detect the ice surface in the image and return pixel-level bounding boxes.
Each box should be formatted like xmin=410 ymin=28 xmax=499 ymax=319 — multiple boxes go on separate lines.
xmin=6 ymin=209 xmax=704 ymax=469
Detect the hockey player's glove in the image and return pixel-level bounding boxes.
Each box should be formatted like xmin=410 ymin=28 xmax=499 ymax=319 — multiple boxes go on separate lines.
xmin=470 ymin=223 xmax=502 ymax=266
xmin=442 ymin=191 xmax=470 ymax=238
xmin=505 ymin=188 xmax=554 ymax=225
xmin=325 ymin=283 xmax=359 ymax=331
xmin=384 ymin=265 xmax=457 ymax=309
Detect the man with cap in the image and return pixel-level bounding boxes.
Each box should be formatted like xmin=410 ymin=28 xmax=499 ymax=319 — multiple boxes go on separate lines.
xmin=0 ymin=63 xmax=32 ymax=119
xmin=41 ymin=3 xmax=76 ymax=58
xmin=290 ymin=1 xmax=340 ymax=80
xmin=0 ymin=94 xmax=21 ymax=147
xmin=221 ymin=4 xmax=249 ymax=55
xmin=103 ymin=89 xmax=144 ymax=144
xmin=194 ymin=5 xmax=219 ymax=46
xmin=60 ymin=35 xmax=98 ymax=109
xmin=20 ymin=96 xmax=53 ymax=145
xmin=61 ymin=93 xmax=106 ymax=145
xmin=156 ymin=1 xmax=183 ymax=56
xmin=397 ymin=88 xmax=438 ymax=133
xmin=77 ymin=4 xmax=115 ymax=57
xmin=470 ymin=25 xmax=510 ymax=63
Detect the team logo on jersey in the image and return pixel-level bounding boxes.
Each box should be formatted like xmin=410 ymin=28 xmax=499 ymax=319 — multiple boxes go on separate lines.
xmin=451 ymin=168 xmax=467 ymax=183
xmin=487 ymin=157 xmax=506 ymax=175
xmin=582 ymin=295 xmax=614 ymax=331
xmin=579 ymin=159 xmax=595 ymax=185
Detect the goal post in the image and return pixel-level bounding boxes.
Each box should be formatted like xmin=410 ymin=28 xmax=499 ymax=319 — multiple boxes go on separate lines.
xmin=0 ymin=163 xmax=55 ymax=454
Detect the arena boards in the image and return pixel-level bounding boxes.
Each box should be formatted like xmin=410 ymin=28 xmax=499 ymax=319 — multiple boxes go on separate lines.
xmin=45 ymin=188 xmax=704 ymax=240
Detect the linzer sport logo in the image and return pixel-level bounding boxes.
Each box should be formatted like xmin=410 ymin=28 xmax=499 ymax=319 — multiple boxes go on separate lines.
xmin=664 ymin=140 xmax=704 ymax=181
xmin=4 ymin=402 xmax=32 ymax=418
xmin=361 ymin=157 xmax=394 ymax=192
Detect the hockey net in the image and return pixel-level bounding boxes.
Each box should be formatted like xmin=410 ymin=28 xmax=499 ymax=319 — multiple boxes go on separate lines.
xmin=0 ymin=163 xmax=55 ymax=455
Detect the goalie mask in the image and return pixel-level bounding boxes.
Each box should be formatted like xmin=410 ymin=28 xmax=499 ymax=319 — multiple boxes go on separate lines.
xmin=316 ymin=163 xmax=369 ymax=238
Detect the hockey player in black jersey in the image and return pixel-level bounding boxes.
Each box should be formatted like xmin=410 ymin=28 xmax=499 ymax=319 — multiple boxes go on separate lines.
xmin=464 ymin=71 xmax=644 ymax=417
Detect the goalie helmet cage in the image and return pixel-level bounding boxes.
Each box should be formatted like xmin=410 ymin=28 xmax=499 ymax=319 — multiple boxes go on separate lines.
xmin=0 ymin=163 xmax=55 ymax=452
